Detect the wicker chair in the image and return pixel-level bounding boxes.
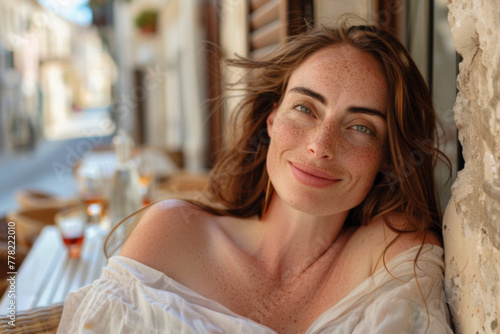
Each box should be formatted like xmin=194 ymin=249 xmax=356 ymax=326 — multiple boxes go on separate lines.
xmin=0 ymin=303 xmax=63 ymax=333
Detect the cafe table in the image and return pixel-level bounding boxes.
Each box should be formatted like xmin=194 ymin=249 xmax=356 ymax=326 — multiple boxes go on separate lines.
xmin=0 ymin=224 xmax=108 ymax=314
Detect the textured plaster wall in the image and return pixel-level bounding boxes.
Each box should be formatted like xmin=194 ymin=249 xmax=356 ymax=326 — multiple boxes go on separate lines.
xmin=444 ymin=0 xmax=500 ymax=333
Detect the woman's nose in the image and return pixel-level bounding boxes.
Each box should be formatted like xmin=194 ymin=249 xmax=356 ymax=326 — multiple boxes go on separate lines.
xmin=307 ymin=124 xmax=336 ymax=159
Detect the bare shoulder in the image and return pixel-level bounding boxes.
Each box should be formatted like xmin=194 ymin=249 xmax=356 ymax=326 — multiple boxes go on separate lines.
xmin=119 ymin=199 xmax=214 ymax=279
xmin=347 ymin=212 xmax=442 ymax=274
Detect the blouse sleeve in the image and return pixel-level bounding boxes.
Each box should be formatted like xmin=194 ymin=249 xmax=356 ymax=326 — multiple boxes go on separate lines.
xmin=58 ymin=280 xmax=128 ymax=333
xmin=352 ymin=269 xmax=453 ymax=334
xmin=57 ymin=270 xmax=197 ymax=333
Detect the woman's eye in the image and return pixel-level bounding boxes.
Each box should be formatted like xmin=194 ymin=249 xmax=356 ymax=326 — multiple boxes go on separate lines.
xmin=294 ymin=104 xmax=313 ymax=115
xmin=351 ymin=125 xmax=374 ymax=135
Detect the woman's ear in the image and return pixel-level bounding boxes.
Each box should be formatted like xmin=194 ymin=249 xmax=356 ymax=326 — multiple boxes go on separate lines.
xmin=266 ymin=107 xmax=277 ymax=137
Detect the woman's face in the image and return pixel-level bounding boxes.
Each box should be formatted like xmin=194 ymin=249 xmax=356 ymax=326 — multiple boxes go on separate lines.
xmin=266 ymin=44 xmax=389 ymax=216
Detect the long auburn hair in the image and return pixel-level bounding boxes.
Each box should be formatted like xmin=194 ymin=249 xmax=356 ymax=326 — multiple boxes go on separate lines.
xmin=105 ymin=22 xmax=450 ymax=257
xmin=203 ymin=23 xmax=450 ymax=240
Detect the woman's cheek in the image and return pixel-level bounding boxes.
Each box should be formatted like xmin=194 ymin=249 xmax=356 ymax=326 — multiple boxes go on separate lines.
xmin=272 ymin=118 xmax=306 ymax=148
xmin=345 ymin=145 xmax=383 ymax=180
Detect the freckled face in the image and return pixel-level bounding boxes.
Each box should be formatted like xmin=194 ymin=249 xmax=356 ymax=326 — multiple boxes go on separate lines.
xmin=266 ymin=44 xmax=389 ymax=216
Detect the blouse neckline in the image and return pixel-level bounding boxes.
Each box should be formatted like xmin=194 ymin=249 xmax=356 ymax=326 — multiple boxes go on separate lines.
xmin=111 ymin=244 xmax=444 ymax=334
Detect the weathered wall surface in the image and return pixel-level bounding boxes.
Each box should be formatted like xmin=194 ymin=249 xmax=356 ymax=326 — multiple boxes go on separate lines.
xmin=444 ymin=0 xmax=500 ymax=333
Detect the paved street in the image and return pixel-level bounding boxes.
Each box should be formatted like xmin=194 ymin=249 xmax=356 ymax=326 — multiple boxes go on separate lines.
xmin=0 ymin=136 xmax=111 ymax=216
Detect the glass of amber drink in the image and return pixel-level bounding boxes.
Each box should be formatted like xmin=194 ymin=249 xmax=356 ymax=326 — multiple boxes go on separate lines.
xmin=77 ymin=164 xmax=106 ymax=224
xmin=137 ymin=152 xmax=155 ymax=206
xmin=55 ymin=206 xmax=86 ymax=258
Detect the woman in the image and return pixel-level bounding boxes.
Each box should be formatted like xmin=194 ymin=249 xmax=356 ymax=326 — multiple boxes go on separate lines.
xmin=58 ymin=23 xmax=453 ymax=333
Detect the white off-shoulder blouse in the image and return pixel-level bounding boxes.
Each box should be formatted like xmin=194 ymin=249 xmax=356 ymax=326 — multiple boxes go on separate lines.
xmin=58 ymin=244 xmax=453 ymax=333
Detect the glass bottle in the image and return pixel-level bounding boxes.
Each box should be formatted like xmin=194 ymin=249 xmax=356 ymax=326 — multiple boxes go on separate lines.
xmin=108 ymin=130 xmax=141 ymax=234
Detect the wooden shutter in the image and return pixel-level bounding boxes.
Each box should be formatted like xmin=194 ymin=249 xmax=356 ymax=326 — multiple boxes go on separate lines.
xmin=248 ymin=0 xmax=288 ymax=59
xmin=248 ymin=0 xmax=314 ymax=59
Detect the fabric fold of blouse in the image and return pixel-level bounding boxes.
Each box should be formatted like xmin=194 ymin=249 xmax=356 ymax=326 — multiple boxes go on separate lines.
xmin=58 ymin=244 xmax=453 ymax=333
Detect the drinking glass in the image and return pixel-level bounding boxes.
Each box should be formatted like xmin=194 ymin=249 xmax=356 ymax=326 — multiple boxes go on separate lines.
xmin=77 ymin=164 xmax=106 ymax=224
xmin=55 ymin=206 xmax=86 ymax=258
xmin=137 ymin=152 xmax=155 ymax=206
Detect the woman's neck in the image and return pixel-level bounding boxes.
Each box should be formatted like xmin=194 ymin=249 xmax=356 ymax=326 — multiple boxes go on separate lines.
xmin=253 ymin=194 xmax=348 ymax=282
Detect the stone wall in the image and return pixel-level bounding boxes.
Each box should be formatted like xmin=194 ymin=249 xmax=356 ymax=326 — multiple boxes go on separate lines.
xmin=444 ymin=0 xmax=500 ymax=333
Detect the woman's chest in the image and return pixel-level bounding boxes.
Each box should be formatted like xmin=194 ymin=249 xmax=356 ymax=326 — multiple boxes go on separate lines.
xmin=192 ymin=249 xmax=372 ymax=333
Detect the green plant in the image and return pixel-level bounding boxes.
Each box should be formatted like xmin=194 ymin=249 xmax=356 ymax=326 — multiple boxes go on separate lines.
xmin=134 ymin=10 xmax=158 ymax=32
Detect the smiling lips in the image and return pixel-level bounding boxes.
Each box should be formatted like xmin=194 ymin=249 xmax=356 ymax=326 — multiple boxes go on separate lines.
xmin=289 ymin=162 xmax=340 ymax=188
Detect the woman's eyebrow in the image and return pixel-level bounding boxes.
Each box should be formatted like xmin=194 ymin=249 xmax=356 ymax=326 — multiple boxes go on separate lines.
xmin=289 ymin=86 xmax=327 ymax=105
xmin=348 ymin=107 xmax=387 ymax=120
